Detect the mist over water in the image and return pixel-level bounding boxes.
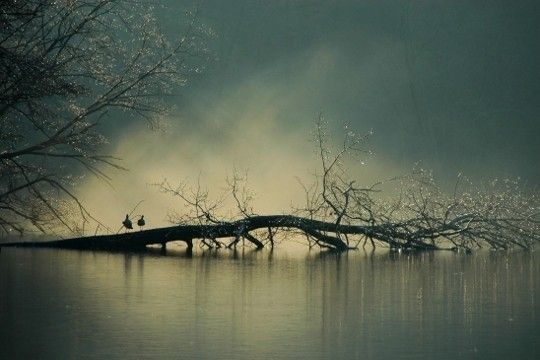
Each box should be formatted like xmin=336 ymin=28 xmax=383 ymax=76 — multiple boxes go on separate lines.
xmin=2 ymin=3 xmax=539 ymax=359
xmin=72 ymin=1 xmax=540 ymax=230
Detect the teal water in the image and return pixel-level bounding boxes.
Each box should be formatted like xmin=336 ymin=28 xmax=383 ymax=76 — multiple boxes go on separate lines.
xmin=0 ymin=246 xmax=538 ymax=359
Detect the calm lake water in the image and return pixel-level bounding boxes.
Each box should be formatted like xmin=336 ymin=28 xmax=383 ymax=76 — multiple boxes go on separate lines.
xmin=0 ymin=245 xmax=538 ymax=359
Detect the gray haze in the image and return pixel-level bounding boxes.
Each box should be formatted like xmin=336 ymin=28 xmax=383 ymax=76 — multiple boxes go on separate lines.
xmin=174 ymin=0 xmax=540 ymax=180
xmin=79 ymin=1 xmax=540 ymax=229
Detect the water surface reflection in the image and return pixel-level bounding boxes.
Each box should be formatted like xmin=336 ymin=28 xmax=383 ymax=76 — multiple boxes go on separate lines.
xmin=0 ymin=247 xmax=537 ymax=359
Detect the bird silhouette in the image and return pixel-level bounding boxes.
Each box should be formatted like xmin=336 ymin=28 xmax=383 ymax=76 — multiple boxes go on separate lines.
xmin=122 ymin=214 xmax=133 ymax=232
xmin=137 ymin=215 xmax=145 ymax=230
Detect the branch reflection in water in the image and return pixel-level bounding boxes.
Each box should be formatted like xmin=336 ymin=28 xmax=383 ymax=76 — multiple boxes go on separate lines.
xmin=0 ymin=247 xmax=537 ymax=359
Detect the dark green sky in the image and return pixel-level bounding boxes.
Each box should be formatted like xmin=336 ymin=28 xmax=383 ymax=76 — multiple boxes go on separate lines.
xmin=157 ymin=0 xmax=539 ymax=183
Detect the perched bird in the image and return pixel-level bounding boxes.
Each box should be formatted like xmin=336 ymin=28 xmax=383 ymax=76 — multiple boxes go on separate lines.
xmin=137 ymin=215 xmax=145 ymax=230
xmin=122 ymin=214 xmax=133 ymax=231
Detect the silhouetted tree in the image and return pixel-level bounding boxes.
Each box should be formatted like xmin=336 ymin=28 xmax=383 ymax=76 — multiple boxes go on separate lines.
xmin=4 ymin=117 xmax=537 ymax=251
xmin=155 ymin=116 xmax=539 ymax=252
xmin=1 ymin=2 xmax=536 ymax=252
xmin=0 ymin=0 xmax=206 ymax=234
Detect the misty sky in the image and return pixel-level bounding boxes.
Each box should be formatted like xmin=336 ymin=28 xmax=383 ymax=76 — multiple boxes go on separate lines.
xmin=80 ymin=0 xmax=540 ymax=229
xmin=174 ymin=0 xmax=539 ymax=179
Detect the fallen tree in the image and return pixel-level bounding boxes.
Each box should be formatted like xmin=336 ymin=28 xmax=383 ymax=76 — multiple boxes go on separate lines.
xmin=0 ymin=214 xmax=423 ymax=251
xmin=151 ymin=117 xmax=538 ymax=252
xmin=2 ymin=117 xmax=538 ymax=252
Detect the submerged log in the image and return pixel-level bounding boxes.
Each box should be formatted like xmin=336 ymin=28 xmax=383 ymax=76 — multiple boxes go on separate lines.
xmin=1 ymin=213 xmax=533 ymax=252
xmin=0 ymin=215 xmax=367 ymax=251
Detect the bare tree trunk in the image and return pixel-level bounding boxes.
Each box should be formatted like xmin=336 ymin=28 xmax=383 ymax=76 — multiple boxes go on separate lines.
xmin=2 ymin=213 xmax=510 ymax=252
